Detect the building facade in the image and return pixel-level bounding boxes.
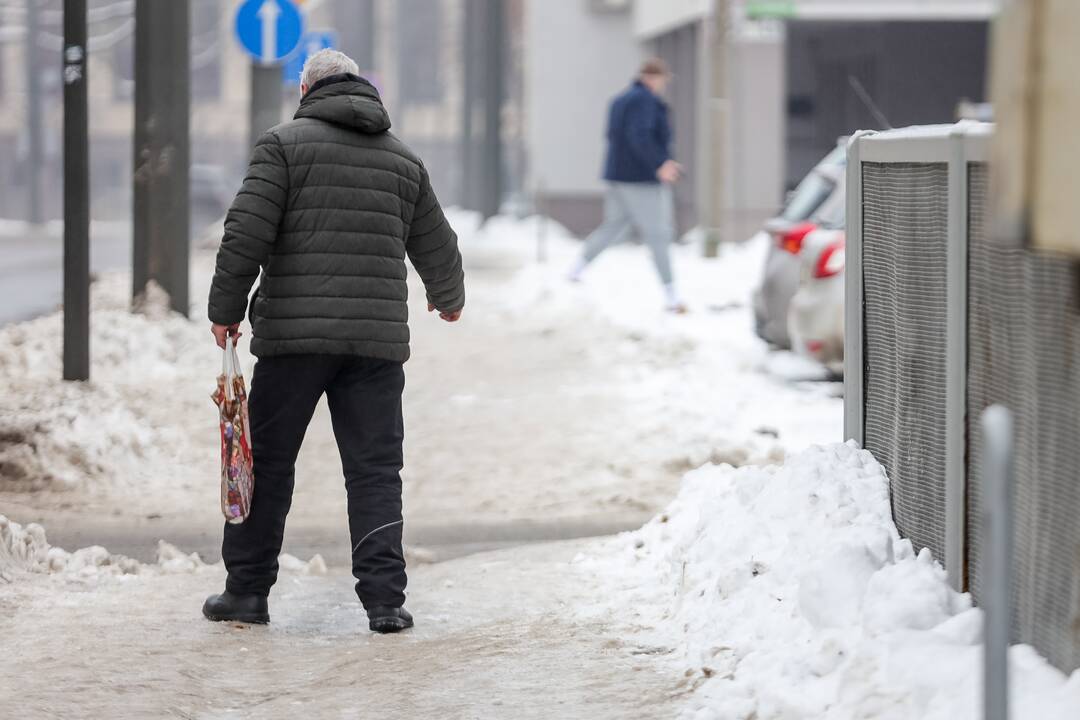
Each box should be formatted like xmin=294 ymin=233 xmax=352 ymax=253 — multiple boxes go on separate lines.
xmin=523 ymin=0 xmax=995 ymax=244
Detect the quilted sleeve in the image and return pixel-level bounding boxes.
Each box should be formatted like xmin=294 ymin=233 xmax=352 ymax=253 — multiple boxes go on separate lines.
xmin=208 ymin=131 xmax=288 ymax=325
xmin=405 ymin=165 xmax=465 ymax=313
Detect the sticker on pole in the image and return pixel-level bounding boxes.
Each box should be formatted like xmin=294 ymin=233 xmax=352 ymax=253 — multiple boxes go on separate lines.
xmin=235 ymin=0 xmax=304 ymax=66
xmin=283 ymin=30 xmax=337 ymax=85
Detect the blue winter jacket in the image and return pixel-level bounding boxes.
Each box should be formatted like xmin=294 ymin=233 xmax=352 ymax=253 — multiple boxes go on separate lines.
xmin=602 ymin=80 xmax=672 ymax=184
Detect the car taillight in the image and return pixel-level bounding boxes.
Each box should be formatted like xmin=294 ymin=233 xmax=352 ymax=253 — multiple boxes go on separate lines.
xmin=776 ymin=222 xmax=816 ymax=254
xmin=813 ymin=238 xmax=846 ymax=278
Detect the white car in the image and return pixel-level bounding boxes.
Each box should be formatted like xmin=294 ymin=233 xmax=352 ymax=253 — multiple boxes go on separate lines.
xmin=752 ymin=140 xmax=846 ymax=348
xmin=787 ymin=183 xmax=845 ymax=375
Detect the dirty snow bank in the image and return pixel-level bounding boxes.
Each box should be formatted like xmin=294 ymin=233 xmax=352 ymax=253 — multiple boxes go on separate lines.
xmin=0 ymin=513 xmax=325 ymax=584
xmin=584 ymin=443 xmax=1080 ymax=719
xmin=0 ymin=272 xmax=221 ymax=495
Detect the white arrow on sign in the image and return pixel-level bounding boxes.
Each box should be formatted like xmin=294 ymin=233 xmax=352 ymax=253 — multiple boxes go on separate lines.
xmin=256 ymin=0 xmax=281 ymax=63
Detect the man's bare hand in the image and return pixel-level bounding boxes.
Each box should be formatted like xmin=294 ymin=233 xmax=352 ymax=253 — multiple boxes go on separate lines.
xmin=428 ymin=302 xmax=462 ymax=323
xmin=656 ymin=159 xmax=683 ymax=184
xmin=211 ymin=323 xmax=242 ymax=349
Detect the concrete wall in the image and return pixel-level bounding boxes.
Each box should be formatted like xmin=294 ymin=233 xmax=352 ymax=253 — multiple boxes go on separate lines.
xmin=524 ymin=0 xmax=642 ymax=235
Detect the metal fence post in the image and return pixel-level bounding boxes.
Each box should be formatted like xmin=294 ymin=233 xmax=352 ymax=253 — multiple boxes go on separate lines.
xmin=945 ymin=127 xmax=971 ymax=591
xmin=981 ymin=404 xmax=1014 ymax=720
xmin=843 ymin=131 xmax=870 ymax=445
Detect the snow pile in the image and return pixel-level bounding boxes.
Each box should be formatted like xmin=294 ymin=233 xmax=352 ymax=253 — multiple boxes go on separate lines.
xmin=586 ymin=443 xmax=1080 ymax=719
xmin=0 ymin=272 xmax=221 ymax=495
xmin=0 ymin=514 xmax=326 ymax=584
xmin=0 ymin=514 xmax=50 ymax=581
xmin=0 ymin=274 xmax=210 ymax=385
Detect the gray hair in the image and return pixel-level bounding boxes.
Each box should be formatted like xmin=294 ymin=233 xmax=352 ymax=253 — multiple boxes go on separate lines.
xmin=300 ymin=49 xmax=360 ymax=89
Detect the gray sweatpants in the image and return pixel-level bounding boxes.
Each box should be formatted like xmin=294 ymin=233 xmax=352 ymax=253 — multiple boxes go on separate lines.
xmin=582 ymin=182 xmax=675 ymax=286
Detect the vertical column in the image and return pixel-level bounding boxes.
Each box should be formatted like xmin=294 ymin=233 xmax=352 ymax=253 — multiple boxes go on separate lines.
xmin=699 ymin=0 xmax=730 ymax=257
xmin=26 ymin=0 xmax=45 ymax=224
xmin=336 ymin=0 xmax=375 ymax=71
xmin=133 ymin=0 xmax=191 ymax=316
xmin=62 ymin=0 xmax=89 ymax=381
xmin=480 ymin=0 xmax=504 ymax=219
xmin=249 ymin=64 xmax=283 ymax=149
xmin=461 ymin=0 xmax=477 ymax=211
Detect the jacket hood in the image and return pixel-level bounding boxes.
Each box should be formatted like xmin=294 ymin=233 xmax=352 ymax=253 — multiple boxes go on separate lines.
xmin=294 ymin=73 xmax=391 ymax=133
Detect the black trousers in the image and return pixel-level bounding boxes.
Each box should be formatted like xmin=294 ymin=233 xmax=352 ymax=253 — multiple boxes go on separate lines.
xmin=222 ymin=354 xmax=407 ymax=609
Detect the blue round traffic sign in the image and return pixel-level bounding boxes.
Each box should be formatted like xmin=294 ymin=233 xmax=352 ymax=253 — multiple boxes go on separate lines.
xmin=235 ymin=0 xmax=305 ymax=65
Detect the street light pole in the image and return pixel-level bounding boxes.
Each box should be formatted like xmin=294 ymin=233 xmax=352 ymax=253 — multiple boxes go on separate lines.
xmin=62 ymin=0 xmax=89 ymax=381
xmin=25 ymin=0 xmax=45 ymax=225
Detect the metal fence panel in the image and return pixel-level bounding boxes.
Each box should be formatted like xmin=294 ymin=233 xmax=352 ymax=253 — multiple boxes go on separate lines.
xmin=861 ymin=161 xmax=951 ymax=564
xmin=966 ymin=162 xmax=1080 ymax=671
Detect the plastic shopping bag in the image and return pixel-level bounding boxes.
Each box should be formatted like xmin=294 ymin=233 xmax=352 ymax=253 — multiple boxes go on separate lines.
xmin=211 ymin=336 xmax=254 ymax=524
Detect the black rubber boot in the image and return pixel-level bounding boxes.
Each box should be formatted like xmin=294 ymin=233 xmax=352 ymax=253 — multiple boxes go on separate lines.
xmin=367 ymin=605 xmax=413 ymax=633
xmin=202 ymin=591 xmax=270 ymax=624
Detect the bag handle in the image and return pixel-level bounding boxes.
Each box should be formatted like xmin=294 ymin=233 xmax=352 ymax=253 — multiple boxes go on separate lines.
xmin=222 ymin=335 xmax=242 ymax=402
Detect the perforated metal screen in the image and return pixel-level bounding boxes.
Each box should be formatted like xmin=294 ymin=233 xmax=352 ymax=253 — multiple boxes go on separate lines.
xmin=860 ymin=162 xmax=950 ymax=565
xmin=965 ymin=162 xmax=1080 ymax=672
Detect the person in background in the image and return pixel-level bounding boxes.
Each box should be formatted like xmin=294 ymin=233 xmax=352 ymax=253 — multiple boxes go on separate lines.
xmin=202 ymin=49 xmax=465 ymax=633
xmin=569 ymin=57 xmax=686 ymax=313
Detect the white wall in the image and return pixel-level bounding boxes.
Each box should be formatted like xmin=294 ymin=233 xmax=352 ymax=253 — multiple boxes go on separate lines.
xmin=523 ymin=1 xmax=642 ymax=196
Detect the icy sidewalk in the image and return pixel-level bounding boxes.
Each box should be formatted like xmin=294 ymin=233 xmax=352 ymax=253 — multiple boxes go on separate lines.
xmin=0 ymin=523 xmax=679 ymax=719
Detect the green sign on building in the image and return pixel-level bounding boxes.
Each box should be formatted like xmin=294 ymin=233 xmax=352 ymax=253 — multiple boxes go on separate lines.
xmin=746 ymin=1 xmax=797 ymax=20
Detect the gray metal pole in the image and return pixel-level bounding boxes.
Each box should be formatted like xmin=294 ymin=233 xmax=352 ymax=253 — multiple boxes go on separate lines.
xmin=981 ymin=404 xmax=1014 ymax=720
xmin=133 ymin=0 xmax=191 ymax=316
xmin=62 ymin=0 xmax=89 ymax=381
xmin=461 ymin=0 xmax=477 ymax=211
xmin=336 ymin=0 xmax=375 ymax=72
xmin=480 ymin=0 xmax=504 ymax=219
xmin=250 ymin=64 xmax=283 ymax=150
xmin=354 ymin=0 xmax=375 ymax=72
xmin=700 ymin=0 xmax=730 ymax=257
xmin=25 ymin=0 xmax=45 ymax=225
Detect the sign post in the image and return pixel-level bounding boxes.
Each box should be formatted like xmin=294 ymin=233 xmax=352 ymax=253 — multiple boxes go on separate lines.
xmin=235 ymin=0 xmax=304 ymax=148
xmin=62 ymin=0 xmax=89 ymax=381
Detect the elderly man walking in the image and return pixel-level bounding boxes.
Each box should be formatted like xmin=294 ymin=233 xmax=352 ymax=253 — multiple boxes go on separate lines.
xmin=570 ymin=58 xmax=685 ymax=313
xmin=202 ymin=50 xmax=464 ymax=633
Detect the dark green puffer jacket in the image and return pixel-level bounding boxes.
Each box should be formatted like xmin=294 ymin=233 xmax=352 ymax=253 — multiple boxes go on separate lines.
xmin=208 ymin=73 xmax=464 ymax=362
